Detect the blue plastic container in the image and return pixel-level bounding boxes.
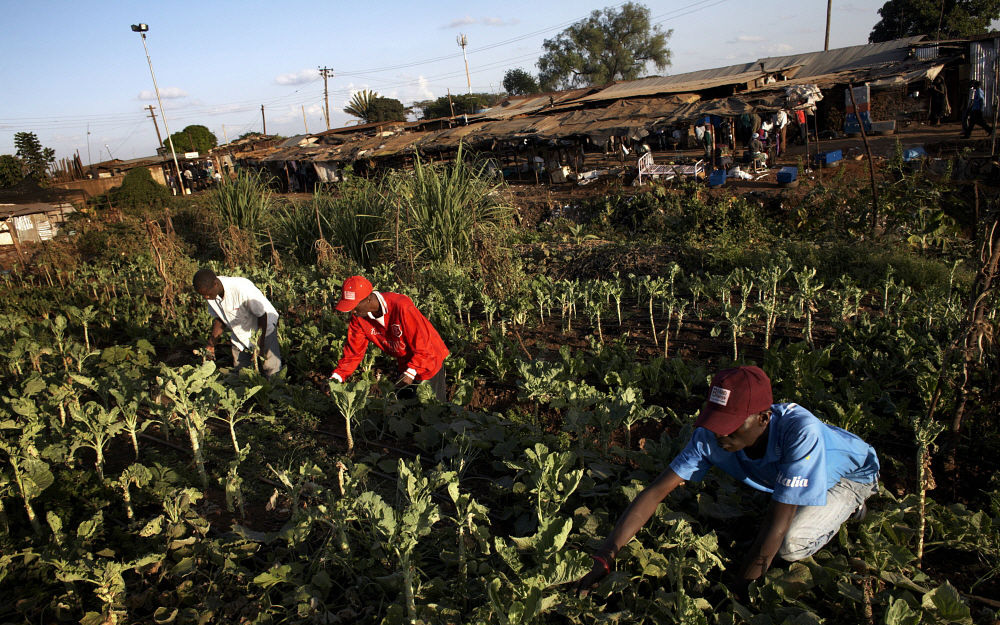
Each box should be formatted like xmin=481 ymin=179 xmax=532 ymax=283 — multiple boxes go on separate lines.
xmin=815 ymin=149 xmax=842 ymax=167
xmin=708 ymin=169 xmax=727 ymax=188
xmin=777 ymin=167 xmax=798 ymax=184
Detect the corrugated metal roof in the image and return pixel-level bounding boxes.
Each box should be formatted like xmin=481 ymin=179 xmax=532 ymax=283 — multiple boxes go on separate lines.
xmin=757 ymin=36 xmax=925 ymax=76
xmin=575 ymin=36 xmax=925 ymax=103
xmin=574 ymin=68 xmax=768 ymax=102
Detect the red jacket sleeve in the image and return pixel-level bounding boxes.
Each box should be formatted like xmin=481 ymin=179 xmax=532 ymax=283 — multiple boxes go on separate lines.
xmin=400 ymin=301 xmax=447 ymax=380
xmin=332 ymin=318 xmax=370 ymax=381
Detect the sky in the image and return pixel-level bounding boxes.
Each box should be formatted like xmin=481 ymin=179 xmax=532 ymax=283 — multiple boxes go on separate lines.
xmin=0 ymin=0 xmax=883 ymax=164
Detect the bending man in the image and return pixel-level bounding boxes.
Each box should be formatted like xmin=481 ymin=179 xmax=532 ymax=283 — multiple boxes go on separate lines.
xmin=578 ymin=366 xmax=879 ymax=590
xmin=193 ymin=268 xmax=282 ymax=377
xmin=329 ymin=275 xmax=449 ymax=401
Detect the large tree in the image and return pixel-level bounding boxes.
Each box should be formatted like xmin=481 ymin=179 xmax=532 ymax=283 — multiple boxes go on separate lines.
xmin=537 ymin=2 xmax=672 ymax=91
xmin=163 ymin=125 xmax=217 ymax=155
xmin=503 ymin=68 xmax=541 ymax=95
xmin=869 ymin=0 xmax=1000 ymax=42
xmin=344 ymin=90 xmax=408 ymax=123
xmin=14 ymin=132 xmax=55 ymax=180
xmin=415 ymin=93 xmax=497 ymax=120
xmin=0 ymin=154 xmax=23 ymax=188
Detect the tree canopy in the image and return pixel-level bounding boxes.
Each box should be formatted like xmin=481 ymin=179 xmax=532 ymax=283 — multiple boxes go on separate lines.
xmin=502 ymin=68 xmax=541 ymax=96
xmin=537 ymin=2 xmax=671 ymax=91
xmin=344 ymin=90 xmax=408 ymax=124
xmin=14 ymin=132 xmax=55 ymax=181
xmin=164 ymin=125 xmax=217 ymax=155
xmin=0 ymin=154 xmax=24 ymax=188
xmin=415 ymin=93 xmax=496 ymax=120
xmin=109 ymin=167 xmax=172 ymax=215
xmin=869 ymin=0 xmax=1000 ymax=42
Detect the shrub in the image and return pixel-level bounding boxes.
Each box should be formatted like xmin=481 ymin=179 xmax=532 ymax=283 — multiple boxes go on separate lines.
xmin=108 ymin=167 xmax=172 ymax=215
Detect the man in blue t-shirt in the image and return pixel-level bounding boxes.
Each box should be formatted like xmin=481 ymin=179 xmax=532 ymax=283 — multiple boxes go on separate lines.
xmin=577 ymin=366 xmax=879 ymax=591
xmin=963 ymin=79 xmax=993 ymax=139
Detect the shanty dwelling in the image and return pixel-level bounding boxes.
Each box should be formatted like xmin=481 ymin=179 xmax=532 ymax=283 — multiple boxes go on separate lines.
xmin=195 ymin=35 xmax=985 ymax=189
xmin=51 ymin=155 xmax=172 ymax=199
xmin=0 ymin=181 xmax=85 ymax=266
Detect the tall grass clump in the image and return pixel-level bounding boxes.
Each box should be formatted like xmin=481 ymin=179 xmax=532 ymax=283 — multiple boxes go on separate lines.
xmin=271 ymin=177 xmax=385 ymax=268
xmin=395 ymin=144 xmax=512 ymax=267
xmin=320 ymin=177 xmax=386 ymax=268
xmin=211 ymin=170 xmax=275 ymax=233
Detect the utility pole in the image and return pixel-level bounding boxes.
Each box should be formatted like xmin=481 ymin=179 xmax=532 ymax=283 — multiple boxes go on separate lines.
xmin=261 ymin=104 xmax=267 ymax=136
xmin=302 ymin=105 xmax=309 ymax=133
xmin=105 ymin=144 xmax=114 ymax=160
xmin=457 ymin=34 xmax=471 ymax=94
xmin=318 ymin=66 xmax=334 ymax=130
xmin=146 ymin=105 xmax=163 ymax=147
xmin=824 ymin=0 xmax=832 ymax=51
xmin=86 ymin=124 xmax=92 ymax=168
xmin=132 ymin=24 xmax=186 ymax=196
xmin=447 ymin=88 xmax=456 ymax=118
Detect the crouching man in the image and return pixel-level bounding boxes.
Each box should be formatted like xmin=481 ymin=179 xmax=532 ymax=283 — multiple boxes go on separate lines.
xmin=577 ymin=365 xmax=879 ymax=590
xmin=329 ymin=275 xmax=449 ymax=401
xmin=193 ymin=268 xmax=282 ymax=377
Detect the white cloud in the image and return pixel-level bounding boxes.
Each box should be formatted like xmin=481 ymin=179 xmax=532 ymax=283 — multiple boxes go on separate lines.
xmin=763 ymin=43 xmax=794 ymax=54
xmin=138 ymin=87 xmax=187 ymax=100
xmin=276 ymin=68 xmax=320 ymax=86
xmin=444 ymin=15 xmax=477 ymax=28
xmin=837 ymin=3 xmax=871 ymax=14
xmin=483 ymin=17 xmax=519 ymax=27
xmin=727 ymin=34 xmax=764 ymax=44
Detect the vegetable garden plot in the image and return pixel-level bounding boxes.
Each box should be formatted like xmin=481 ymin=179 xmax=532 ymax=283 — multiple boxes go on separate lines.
xmin=1 ymin=211 xmax=999 ymax=623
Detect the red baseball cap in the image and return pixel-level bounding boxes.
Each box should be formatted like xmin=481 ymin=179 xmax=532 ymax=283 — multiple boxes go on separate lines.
xmin=335 ymin=276 xmax=373 ymax=312
xmin=693 ymin=366 xmax=773 ymax=435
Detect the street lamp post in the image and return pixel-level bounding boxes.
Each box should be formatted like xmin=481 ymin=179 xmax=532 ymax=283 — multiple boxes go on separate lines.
xmin=131 ymin=23 xmax=187 ymax=195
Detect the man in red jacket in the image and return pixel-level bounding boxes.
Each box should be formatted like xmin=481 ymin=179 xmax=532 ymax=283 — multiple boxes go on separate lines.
xmin=329 ymin=275 xmax=449 ymax=401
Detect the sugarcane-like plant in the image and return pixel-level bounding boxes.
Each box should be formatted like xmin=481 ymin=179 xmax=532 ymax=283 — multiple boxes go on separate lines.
xmin=68 ymin=401 xmax=125 ymax=482
xmin=210 ymin=381 xmax=263 ymax=455
xmin=356 ymin=459 xmax=441 ymax=624
xmin=157 ymin=362 xmax=220 ymax=489
xmin=0 ymin=418 xmax=53 ymax=534
xmin=327 ymin=379 xmax=370 ymax=454
xmin=792 ymin=266 xmax=824 ymax=348
xmin=112 ymin=463 xmax=152 ymax=521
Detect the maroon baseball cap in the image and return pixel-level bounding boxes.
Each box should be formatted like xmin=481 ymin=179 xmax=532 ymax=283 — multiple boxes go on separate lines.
xmin=694 ymin=366 xmax=773 ymax=435
xmin=335 ymin=276 xmax=373 ymax=312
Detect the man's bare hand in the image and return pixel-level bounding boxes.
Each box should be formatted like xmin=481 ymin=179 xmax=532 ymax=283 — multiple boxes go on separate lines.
xmin=574 ymin=558 xmax=609 ymax=598
xmin=395 ymin=372 xmax=415 ymax=387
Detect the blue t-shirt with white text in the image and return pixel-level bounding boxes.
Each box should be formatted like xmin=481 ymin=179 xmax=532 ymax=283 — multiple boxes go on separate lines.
xmin=669 ymin=403 xmax=879 ymax=506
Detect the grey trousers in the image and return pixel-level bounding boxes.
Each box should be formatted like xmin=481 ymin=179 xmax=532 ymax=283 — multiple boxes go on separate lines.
xmin=232 ymin=331 xmax=282 ymax=377
xmin=778 ymin=477 xmax=878 ymax=561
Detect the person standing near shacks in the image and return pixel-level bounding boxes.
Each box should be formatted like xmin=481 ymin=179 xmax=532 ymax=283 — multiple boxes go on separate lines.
xmin=963 ymin=79 xmax=993 ymax=138
xmin=928 ymin=77 xmax=950 ymax=125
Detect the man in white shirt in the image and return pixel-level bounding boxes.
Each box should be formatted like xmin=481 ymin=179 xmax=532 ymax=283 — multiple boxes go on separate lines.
xmin=775 ymin=110 xmax=789 ymax=155
xmin=193 ymin=268 xmax=282 ymax=377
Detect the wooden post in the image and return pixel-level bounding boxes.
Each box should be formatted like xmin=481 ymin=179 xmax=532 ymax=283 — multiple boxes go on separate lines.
xmin=813 ymin=111 xmax=822 ymax=182
xmin=847 ymin=82 xmax=880 ymax=229
xmin=4 ymin=215 xmax=27 ymax=265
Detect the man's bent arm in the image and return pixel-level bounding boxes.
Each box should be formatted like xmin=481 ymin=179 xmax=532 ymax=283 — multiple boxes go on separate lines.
xmin=739 ymin=500 xmax=798 ymax=580
xmin=596 ymin=468 xmax=685 ymax=558
xmin=207 ymin=318 xmax=225 ymax=351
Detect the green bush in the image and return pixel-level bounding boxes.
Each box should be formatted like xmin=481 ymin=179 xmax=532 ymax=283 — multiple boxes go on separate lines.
xmin=107 ymin=167 xmax=172 ymax=214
